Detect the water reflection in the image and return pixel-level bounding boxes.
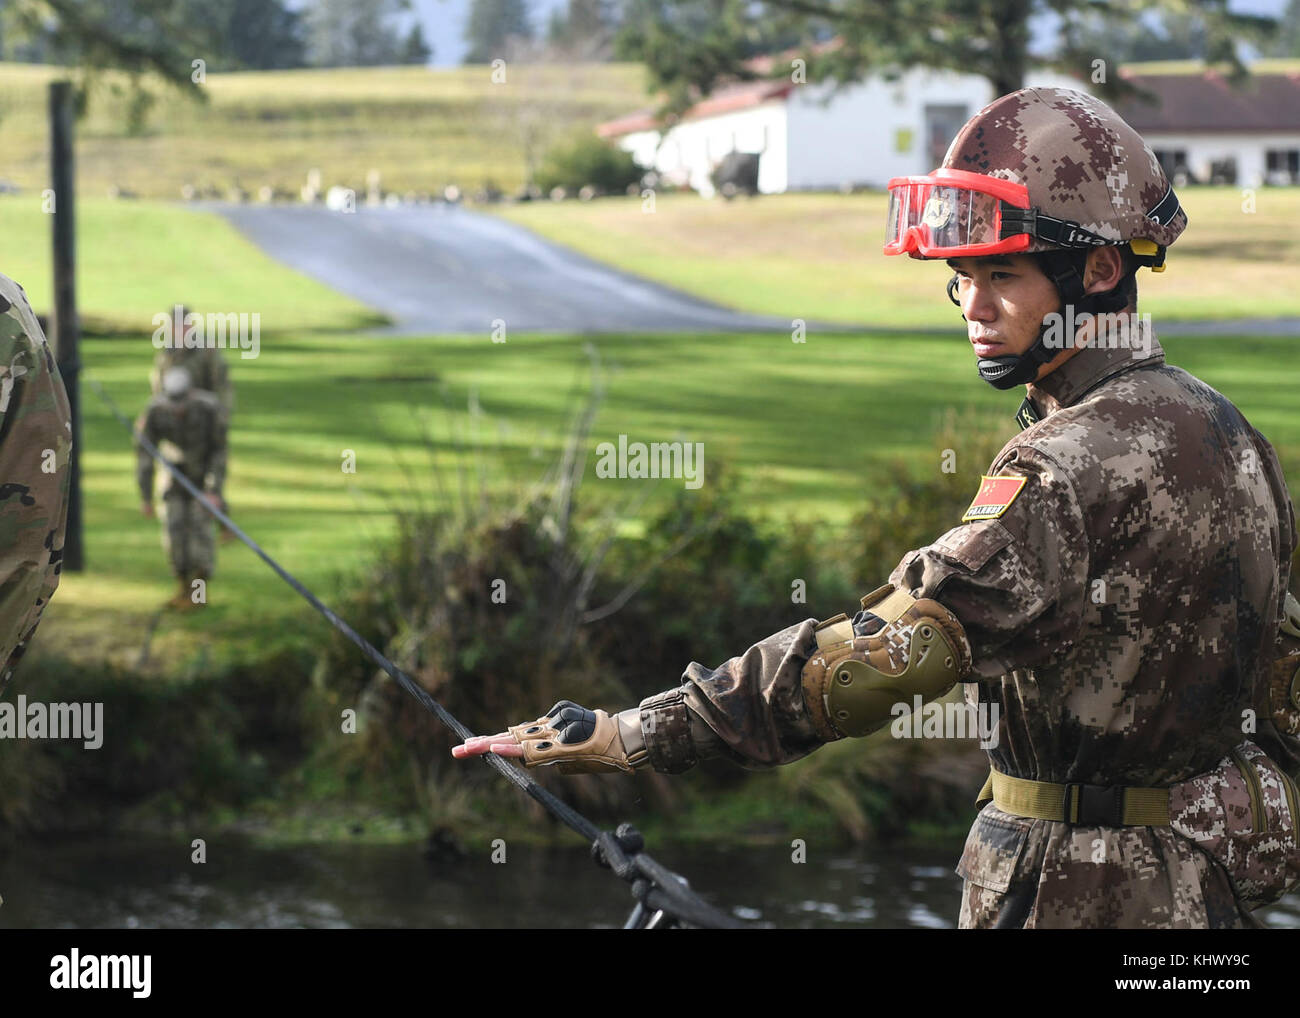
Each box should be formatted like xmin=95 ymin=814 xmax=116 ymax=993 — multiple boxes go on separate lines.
xmin=0 ymin=836 xmax=1295 ymax=929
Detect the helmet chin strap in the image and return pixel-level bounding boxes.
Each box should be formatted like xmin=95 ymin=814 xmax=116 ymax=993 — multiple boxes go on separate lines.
xmin=963 ymin=250 xmax=1131 ymax=391
xmin=977 ymin=328 xmax=1056 ymax=390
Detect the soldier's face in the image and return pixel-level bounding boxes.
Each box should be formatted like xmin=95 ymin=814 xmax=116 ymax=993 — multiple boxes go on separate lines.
xmin=946 ymin=254 xmax=1062 ymax=362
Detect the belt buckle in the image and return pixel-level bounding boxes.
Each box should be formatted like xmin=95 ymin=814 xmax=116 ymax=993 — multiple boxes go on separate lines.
xmin=1069 ymin=783 xmax=1124 ymax=826
xmin=1062 ymin=783 xmax=1081 ymax=824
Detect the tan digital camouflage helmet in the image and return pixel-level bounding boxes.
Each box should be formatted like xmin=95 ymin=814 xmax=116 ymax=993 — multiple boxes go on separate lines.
xmin=940 ymin=86 xmax=1187 ymax=259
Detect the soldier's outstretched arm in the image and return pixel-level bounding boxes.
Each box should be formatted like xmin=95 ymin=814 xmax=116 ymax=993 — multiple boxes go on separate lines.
xmin=0 ymin=277 xmax=72 ymax=691
xmin=452 ymin=590 xmax=974 ymax=774
xmin=135 ymin=406 xmax=157 ymax=506
xmin=204 ymin=402 xmax=228 ymax=499
xmin=454 ymin=450 xmax=1088 ymax=776
xmin=148 ymin=352 xmax=164 ymax=398
xmin=214 ymin=353 xmax=234 ymax=418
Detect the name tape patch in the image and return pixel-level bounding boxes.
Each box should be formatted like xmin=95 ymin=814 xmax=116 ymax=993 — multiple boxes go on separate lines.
xmin=962 ymin=474 xmax=1028 ymax=522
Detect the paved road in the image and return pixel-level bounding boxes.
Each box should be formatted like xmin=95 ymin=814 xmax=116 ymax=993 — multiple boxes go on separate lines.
xmin=214 ymin=202 xmax=857 ymax=335
xmin=1146 ymin=317 xmax=1300 ymax=336
xmin=213 ymin=202 xmax=1299 ymax=337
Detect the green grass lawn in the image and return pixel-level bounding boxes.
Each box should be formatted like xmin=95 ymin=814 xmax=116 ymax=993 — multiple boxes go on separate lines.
xmin=32 ymin=324 xmax=1300 ymax=674
xmin=0 ymin=61 xmax=649 ymax=201
xmin=3 ymin=198 xmax=1296 ymax=675
xmin=491 ymin=188 xmax=1300 ymax=328
xmin=0 ymin=196 xmax=384 ymax=333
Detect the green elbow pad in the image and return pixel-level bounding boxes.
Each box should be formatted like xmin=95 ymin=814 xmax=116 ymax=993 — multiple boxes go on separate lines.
xmin=800 ymin=585 xmax=973 ymax=741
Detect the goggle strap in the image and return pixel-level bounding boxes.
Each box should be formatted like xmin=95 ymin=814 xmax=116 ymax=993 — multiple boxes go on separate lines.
xmin=997 ymin=186 xmax=1182 ymax=251
xmin=999 ymin=204 xmax=1109 ymax=249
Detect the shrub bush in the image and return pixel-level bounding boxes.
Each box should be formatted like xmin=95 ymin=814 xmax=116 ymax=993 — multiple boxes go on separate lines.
xmin=534 ymin=132 xmax=643 ymax=196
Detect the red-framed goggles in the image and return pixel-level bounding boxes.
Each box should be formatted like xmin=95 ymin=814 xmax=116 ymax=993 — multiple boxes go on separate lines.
xmin=885 ymin=167 xmax=1183 ymax=266
xmin=884 ymin=168 xmax=1036 ymax=258
xmin=883 ymin=167 xmax=1183 ymax=258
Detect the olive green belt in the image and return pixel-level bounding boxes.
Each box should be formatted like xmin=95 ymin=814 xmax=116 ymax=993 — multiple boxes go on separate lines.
xmin=976 ymin=768 xmax=1171 ymax=826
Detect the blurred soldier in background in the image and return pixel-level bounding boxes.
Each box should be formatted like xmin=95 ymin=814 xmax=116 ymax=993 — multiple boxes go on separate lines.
xmin=137 ymin=367 xmax=228 ymax=610
xmin=151 ymin=304 xmax=236 ymax=542
xmin=150 ymin=304 xmax=233 ymax=419
xmin=0 ymin=274 xmax=72 ymax=692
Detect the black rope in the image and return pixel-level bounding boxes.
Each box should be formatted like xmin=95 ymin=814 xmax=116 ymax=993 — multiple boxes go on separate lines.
xmin=87 ymin=375 xmax=745 ymax=930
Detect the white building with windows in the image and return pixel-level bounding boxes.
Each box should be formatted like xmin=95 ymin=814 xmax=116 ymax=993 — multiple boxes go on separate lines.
xmin=596 ymin=61 xmax=1081 ymax=197
xmin=596 ymin=55 xmax=1300 ymax=196
xmin=1112 ymin=64 xmax=1300 ymax=187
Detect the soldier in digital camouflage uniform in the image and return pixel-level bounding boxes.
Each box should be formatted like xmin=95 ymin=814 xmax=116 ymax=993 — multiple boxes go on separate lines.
xmin=0 ymin=273 xmax=72 ymax=694
xmin=453 ymin=89 xmax=1300 ymax=928
xmin=151 ymin=305 xmax=236 ymax=542
xmin=137 ymin=366 xmax=228 ymax=609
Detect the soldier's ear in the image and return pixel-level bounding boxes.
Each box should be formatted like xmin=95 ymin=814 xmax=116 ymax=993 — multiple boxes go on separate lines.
xmin=1083 ymin=247 xmax=1125 ymax=294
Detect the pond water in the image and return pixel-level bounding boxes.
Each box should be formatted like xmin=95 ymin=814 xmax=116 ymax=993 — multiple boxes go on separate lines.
xmin=1 ymin=835 xmax=1296 ymax=929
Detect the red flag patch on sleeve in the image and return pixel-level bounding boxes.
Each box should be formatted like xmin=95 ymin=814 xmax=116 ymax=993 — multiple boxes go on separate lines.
xmin=962 ymin=474 xmax=1028 ymax=522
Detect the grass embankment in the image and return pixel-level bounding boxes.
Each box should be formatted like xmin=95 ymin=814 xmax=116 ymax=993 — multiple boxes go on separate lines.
xmin=0 ymin=61 xmax=648 ymax=201
xmin=1 ymin=197 xmax=1297 ymax=849
xmin=492 ymin=187 xmax=1300 ymax=327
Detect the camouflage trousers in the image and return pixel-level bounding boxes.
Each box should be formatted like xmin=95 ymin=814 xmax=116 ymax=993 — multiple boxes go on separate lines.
xmin=955 ymin=804 xmax=1257 ymax=929
xmin=160 ymin=492 xmax=215 ymax=577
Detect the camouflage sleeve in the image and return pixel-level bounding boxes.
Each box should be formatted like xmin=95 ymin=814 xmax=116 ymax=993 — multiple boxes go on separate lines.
xmin=204 ymin=403 xmax=227 ymax=496
xmin=888 ymin=445 xmax=1091 ymax=680
xmin=1248 ymin=425 xmax=1300 ymax=781
xmin=0 ymin=278 xmax=72 ymax=691
xmin=1250 ymin=425 xmax=1297 ymax=598
xmin=149 ymin=350 xmax=165 ymax=398
xmin=136 ymin=406 xmax=157 ymax=503
xmin=639 ymin=617 xmax=832 ymax=772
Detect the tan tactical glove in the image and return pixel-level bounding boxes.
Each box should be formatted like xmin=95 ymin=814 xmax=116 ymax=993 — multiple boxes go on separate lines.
xmin=508 ymin=700 xmax=649 ymax=774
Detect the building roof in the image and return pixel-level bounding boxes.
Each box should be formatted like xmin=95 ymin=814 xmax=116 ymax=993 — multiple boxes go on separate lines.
xmin=596 ymin=47 xmax=1300 ymax=142
xmin=595 ymin=39 xmax=839 ymax=139
xmin=1115 ymin=64 xmax=1300 ymax=133
xmin=596 ymin=78 xmax=795 ymax=138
